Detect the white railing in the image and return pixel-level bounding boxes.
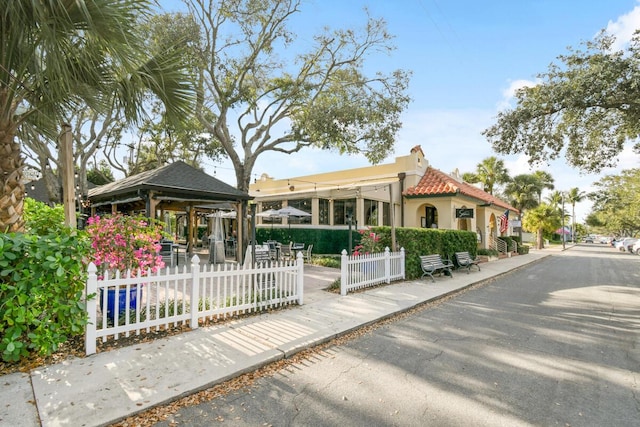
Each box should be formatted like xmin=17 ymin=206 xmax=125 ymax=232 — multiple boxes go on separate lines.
xmin=340 ymin=247 xmax=405 ymax=296
xmin=496 ymin=237 xmax=508 ymax=254
xmin=85 ymin=253 xmax=304 ymax=355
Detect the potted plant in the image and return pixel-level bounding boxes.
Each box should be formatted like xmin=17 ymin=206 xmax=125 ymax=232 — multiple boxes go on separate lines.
xmin=86 ymin=214 xmax=165 ymax=320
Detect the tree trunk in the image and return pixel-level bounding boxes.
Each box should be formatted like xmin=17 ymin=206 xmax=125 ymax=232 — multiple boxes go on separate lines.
xmin=536 ymin=227 xmax=544 ymax=249
xmin=0 ymin=125 xmax=25 ymax=232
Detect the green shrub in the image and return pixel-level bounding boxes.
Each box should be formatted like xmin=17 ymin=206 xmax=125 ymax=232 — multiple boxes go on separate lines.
xmin=24 ymin=198 xmax=66 ymax=235
xmin=313 ymin=256 xmax=341 ymax=268
xmin=369 ymin=226 xmax=477 ymax=280
xmin=517 ymin=245 xmax=530 ymax=255
xmin=0 ymin=229 xmax=90 ymax=362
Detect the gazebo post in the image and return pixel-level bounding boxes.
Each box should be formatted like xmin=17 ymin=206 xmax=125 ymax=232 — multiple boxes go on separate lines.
xmin=237 ymin=202 xmax=246 ymax=264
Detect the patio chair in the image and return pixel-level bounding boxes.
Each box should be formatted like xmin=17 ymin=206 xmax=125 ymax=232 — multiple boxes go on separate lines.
xmin=266 ymin=241 xmax=278 ymax=260
xmin=302 ymin=244 xmax=313 ymax=263
xmin=159 ymin=242 xmax=175 ymax=268
xmin=280 ymin=242 xmax=293 ymax=261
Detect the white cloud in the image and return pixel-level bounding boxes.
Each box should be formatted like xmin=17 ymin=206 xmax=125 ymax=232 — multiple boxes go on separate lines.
xmin=496 ymin=79 xmax=538 ymax=111
xmin=605 ymin=3 xmax=640 ymax=50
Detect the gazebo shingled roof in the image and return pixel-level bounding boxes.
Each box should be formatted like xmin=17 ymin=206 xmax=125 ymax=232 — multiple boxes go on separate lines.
xmin=88 ymin=160 xmax=250 ymax=204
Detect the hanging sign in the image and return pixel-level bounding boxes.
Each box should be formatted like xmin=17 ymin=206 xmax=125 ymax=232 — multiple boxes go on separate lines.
xmin=455 ymin=208 xmax=474 ymax=218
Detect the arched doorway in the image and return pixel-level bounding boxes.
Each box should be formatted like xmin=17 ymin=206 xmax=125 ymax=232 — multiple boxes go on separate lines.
xmin=422 ymin=204 xmax=438 ymax=228
xmin=488 ymin=213 xmax=497 ymax=248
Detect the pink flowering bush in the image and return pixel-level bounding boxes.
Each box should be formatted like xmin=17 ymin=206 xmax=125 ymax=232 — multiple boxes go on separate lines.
xmin=353 ymin=228 xmax=382 ymax=256
xmin=85 ymin=214 xmax=165 ymax=277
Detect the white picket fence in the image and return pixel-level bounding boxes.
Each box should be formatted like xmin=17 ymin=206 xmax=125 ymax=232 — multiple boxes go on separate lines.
xmin=85 ymin=253 xmax=304 ymax=355
xmin=340 ymin=247 xmax=405 ymax=295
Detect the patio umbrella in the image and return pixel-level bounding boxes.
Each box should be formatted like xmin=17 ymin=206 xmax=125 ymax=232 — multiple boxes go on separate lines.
xmin=255 ymin=209 xmax=281 ymax=218
xmin=276 ymin=206 xmax=312 ymax=218
xmin=256 ymin=209 xmax=282 ymax=239
xmin=555 ymin=226 xmax=571 ymax=235
xmin=276 ymin=206 xmax=311 ymax=240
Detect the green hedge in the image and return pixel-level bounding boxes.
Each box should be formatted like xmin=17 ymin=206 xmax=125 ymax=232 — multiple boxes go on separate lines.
xmin=377 ymin=227 xmax=478 ymax=280
xmin=255 ymin=227 xmax=352 ymax=254
xmin=256 ymin=226 xmax=477 ymax=280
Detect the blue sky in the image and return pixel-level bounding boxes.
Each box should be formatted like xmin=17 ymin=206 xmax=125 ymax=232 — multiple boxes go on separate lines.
xmin=160 ymin=0 xmax=640 ymax=222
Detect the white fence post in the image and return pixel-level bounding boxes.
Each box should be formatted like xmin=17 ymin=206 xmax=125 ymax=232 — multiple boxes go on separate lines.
xmin=85 ymin=262 xmax=97 ymax=355
xmin=297 ymin=251 xmax=304 ymax=304
xmin=400 ymin=247 xmax=406 ymax=279
xmin=190 ymin=255 xmax=201 ymax=330
xmin=340 ymin=249 xmax=348 ymax=296
xmin=384 ymin=247 xmax=391 ymax=284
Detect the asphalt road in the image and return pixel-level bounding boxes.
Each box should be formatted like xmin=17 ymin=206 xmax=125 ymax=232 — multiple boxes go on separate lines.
xmin=154 ymin=244 xmax=640 ymax=426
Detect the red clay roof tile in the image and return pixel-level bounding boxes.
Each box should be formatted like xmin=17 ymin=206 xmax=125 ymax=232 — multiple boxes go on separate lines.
xmin=404 ymin=167 xmax=518 ymax=213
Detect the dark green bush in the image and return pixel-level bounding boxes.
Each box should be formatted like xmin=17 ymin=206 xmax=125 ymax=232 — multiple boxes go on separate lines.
xmin=517 ymin=245 xmax=530 ymax=255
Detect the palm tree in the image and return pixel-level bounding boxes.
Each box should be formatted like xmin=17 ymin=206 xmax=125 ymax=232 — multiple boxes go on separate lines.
xmin=0 ymin=1 xmax=194 ymax=232
xmin=532 ymin=170 xmax=555 ymax=202
xmin=504 ymin=174 xmax=541 ymax=212
xmin=566 ymin=187 xmax=586 ymax=241
xmin=545 ymin=190 xmax=563 ymax=209
xmin=464 ymin=156 xmax=510 ymax=195
xmin=523 ymin=203 xmax=561 ymax=249
xmin=504 ymin=174 xmax=542 ymax=240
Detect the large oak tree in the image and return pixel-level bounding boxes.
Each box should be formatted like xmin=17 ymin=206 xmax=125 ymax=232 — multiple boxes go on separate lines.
xmin=187 ymin=0 xmax=412 ymax=193
xmin=484 ymin=31 xmax=640 ymax=173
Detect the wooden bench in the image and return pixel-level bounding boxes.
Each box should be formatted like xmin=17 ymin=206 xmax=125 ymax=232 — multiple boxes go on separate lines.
xmin=420 ymin=254 xmax=454 ymax=283
xmin=454 ymin=251 xmax=480 ymax=273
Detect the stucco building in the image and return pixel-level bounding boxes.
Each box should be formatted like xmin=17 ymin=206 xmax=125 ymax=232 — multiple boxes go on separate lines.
xmin=249 ymin=146 xmax=518 ymax=249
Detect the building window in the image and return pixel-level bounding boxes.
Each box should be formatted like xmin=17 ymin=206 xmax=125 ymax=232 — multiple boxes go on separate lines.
xmin=382 ymin=202 xmax=390 ymax=225
xmin=287 ymin=199 xmax=311 ymax=224
xmin=364 ymin=199 xmax=378 ymax=226
xmin=261 ymin=201 xmax=282 ymax=224
xmin=319 ymin=198 xmax=330 ymax=225
xmin=425 ymin=205 xmax=438 ymax=228
xmin=333 ymin=199 xmax=356 ymax=225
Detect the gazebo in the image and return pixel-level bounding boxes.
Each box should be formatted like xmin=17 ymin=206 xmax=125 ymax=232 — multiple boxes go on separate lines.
xmin=87 ymin=161 xmax=251 ymax=260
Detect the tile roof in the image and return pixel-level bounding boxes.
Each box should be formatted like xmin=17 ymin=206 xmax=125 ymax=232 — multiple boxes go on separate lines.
xmin=404 ymin=167 xmax=518 ymax=213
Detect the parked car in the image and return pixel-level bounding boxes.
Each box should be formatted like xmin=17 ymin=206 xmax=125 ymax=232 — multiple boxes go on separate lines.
xmin=616 ymin=237 xmax=637 ymax=252
xmin=583 ymin=236 xmax=594 ymax=243
xmin=632 ymin=241 xmax=640 ymax=255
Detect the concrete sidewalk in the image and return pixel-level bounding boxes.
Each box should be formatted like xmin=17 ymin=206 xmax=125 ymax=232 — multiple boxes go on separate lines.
xmin=0 ymin=251 xmax=551 ymax=427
